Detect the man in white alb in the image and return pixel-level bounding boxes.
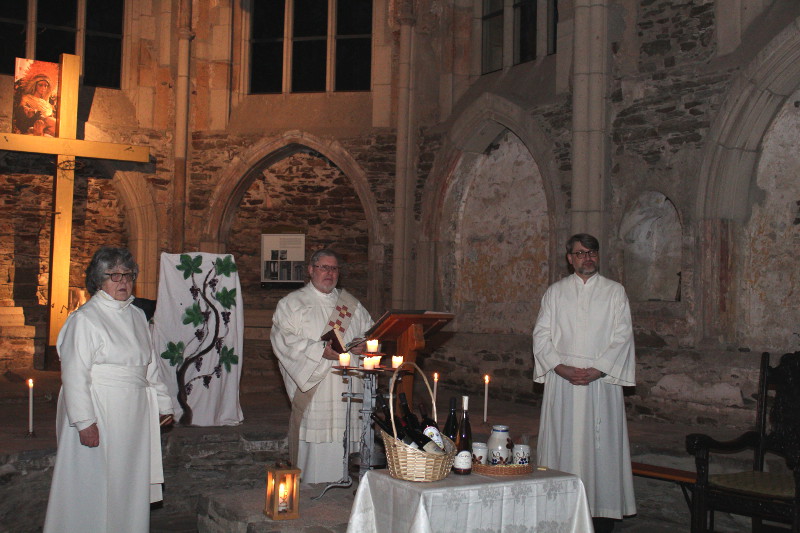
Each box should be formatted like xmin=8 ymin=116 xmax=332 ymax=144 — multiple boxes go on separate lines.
xmin=533 ymin=234 xmax=636 ymax=533
xmin=270 ymin=249 xmax=372 ymax=483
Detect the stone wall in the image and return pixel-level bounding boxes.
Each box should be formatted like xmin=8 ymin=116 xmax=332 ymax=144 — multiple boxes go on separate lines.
xmin=0 ymin=153 xmax=128 ymax=305
xmin=228 ymin=149 xmax=371 ymax=306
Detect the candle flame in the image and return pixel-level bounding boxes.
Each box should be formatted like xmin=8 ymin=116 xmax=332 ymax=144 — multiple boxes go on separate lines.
xmin=278 ymin=482 xmax=287 ymax=498
xmin=28 ymin=379 xmax=34 ymax=388
xmin=484 ymin=374 xmax=490 ymax=384
xmin=434 ymin=372 xmax=439 ymax=381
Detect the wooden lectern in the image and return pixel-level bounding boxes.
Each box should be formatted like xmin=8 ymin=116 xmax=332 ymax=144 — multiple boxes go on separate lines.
xmin=365 ymin=310 xmax=454 ymax=406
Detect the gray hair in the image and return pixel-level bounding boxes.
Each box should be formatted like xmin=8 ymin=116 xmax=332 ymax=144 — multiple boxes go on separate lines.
xmin=309 ymin=248 xmax=342 ymax=267
xmin=565 ymin=233 xmax=600 ymax=253
xmin=85 ymin=247 xmax=138 ymax=295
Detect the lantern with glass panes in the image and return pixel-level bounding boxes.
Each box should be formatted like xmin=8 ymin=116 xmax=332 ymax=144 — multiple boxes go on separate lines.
xmin=265 ymin=462 xmax=301 ymax=520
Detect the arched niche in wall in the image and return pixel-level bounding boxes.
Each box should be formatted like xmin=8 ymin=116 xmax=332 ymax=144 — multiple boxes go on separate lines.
xmin=226 ymin=147 xmax=370 ymax=307
xmin=438 ymin=129 xmax=549 ymax=335
xmin=619 ymin=191 xmax=682 ymax=302
xmin=739 ymin=87 xmax=800 ymax=350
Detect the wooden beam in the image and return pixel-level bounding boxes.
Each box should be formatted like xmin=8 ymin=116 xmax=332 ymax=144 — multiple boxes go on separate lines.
xmin=47 ymin=154 xmax=76 ymax=348
xmin=46 ymin=54 xmax=82 ymax=355
xmin=0 ymin=132 xmax=149 ymax=162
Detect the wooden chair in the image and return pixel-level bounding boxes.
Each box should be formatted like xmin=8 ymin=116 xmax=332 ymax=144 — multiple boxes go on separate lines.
xmin=686 ymin=351 xmax=800 ymax=532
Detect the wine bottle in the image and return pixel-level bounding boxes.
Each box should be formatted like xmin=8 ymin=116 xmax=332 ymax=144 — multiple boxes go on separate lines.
xmin=452 ymin=395 xmax=473 ymax=474
xmin=370 ymin=413 xmax=419 ymax=449
xmin=398 ymin=392 xmax=421 ymax=430
xmin=374 ymin=390 xmax=394 ymax=422
xmin=401 ymin=418 xmax=445 ymax=455
xmin=418 ymin=402 xmax=445 ymax=449
xmin=443 ymin=397 xmax=458 ymax=442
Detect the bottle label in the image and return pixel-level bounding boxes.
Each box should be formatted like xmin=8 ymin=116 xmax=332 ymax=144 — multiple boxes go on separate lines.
xmin=453 ymin=450 xmax=472 ymax=469
xmin=423 ymin=426 xmax=445 ymax=449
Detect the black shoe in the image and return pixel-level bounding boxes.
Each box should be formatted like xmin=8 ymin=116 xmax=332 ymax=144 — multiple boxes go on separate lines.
xmin=592 ymin=517 xmax=616 ymax=533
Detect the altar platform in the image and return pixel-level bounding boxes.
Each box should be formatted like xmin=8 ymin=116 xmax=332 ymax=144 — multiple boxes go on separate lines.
xmin=0 ymin=367 xmax=752 ymax=532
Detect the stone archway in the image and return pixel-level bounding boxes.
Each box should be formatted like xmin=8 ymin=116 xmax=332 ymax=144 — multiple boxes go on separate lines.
xmin=199 ymin=131 xmax=385 ymax=312
xmin=92 ymin=163 xmax=161 ymax=300
xmin=695 ymin=17 xmax=800 ymax=344
xmin=416 ymin=92 xmax=566 ymax=311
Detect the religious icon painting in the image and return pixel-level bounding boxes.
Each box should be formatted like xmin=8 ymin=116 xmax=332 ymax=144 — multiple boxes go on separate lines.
xmin=12 ymin=58 xmax=60 ymax=137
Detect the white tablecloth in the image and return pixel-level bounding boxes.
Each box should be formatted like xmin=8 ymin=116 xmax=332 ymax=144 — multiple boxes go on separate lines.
xmin=347 ymin=468 xmax=594 ymax=533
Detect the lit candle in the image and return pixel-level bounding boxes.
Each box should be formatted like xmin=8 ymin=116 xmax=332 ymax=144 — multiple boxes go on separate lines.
xmin=28 ymin=379 xmax=34 ymax=434
xmin=391 ymin=355 xmax=403 ymax=369
xmin=366 ymin=339 xmax=379 ymax=353
xmin=363 ymin=357 xmax=375 ymax=370
xmin=433 ymin=373 xmax=439 ymax=407
xmin=483 ymin=375 xmax=490 ymax=423
xmin=278 ymin=482 xmax=288 ymax=512
xmin=338 ymin=352 xmax=351 ymax=367
xmin=372 ymin=356 xmax=382 ymax=368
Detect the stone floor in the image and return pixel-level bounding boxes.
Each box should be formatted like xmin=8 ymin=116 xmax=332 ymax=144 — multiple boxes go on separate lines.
xmin=0 ymin=367 xmax=757 ymax=532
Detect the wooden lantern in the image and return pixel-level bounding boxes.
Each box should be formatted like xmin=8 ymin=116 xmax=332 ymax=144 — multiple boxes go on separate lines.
xmin=265 ymin=463 xmax=301 ymax=520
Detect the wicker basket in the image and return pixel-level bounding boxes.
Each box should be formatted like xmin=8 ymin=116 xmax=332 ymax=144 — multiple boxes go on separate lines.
xmin=380 ymin=361 xmax=456 ymax=482
xmin=472 ymin=463 xmax=534 ymax=476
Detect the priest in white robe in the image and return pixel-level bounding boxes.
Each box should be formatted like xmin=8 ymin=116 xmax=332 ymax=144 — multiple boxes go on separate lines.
xmin=533 ymin=234 xmax=636 ymax=533
xmin=43 ymin=247 xmax=174 ymax=533
xmin=271 ymin=249 xmax=373 ymax=483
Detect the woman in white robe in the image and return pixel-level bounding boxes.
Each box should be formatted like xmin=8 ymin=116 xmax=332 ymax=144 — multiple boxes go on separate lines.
xmin=43 ymin=247 xmax=174 ymax=533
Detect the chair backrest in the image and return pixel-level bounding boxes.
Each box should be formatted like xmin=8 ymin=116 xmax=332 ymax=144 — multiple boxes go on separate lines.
xmin=759 ymin=351 xmax=800 ymax=471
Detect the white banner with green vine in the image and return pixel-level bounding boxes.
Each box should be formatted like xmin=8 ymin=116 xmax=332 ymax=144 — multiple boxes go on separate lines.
xmin=154 ymin=252 xmax=244 ymax=426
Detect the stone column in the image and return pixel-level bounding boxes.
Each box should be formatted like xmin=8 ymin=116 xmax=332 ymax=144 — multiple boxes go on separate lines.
xmin=570 ymin=0 xmax=609 ymax=242
xmin=391 ymin=2 xmax=417 ymax=308
xmin=172 ymin=0 xmax=194 ymax=253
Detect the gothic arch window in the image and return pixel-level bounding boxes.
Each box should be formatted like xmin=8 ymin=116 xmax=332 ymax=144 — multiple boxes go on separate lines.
xmin=619 ymin=191 xmax=682 ymax=302
xmin=249 ymin=0 xmax=372 ymax=94
xmin=0 ymin=0 xmax=124 ymax=89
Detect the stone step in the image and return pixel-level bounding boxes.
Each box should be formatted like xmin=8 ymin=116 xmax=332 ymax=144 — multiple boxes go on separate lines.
xmin=0 ymin=339 xmax=36 ymax=356
xmin=0 ymin=325 xmax=36 ymax=337
xmin=0 ymin=314 xmax=25 ymax=327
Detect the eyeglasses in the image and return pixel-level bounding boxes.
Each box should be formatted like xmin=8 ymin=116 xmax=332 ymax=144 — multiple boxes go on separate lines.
xmin=312 ymin=265 xmax=339 ymax=273
xmin=569 ymin=250 xmax=598 ymax=258
xmin=104 ymin=272 xmax=137 ymax=282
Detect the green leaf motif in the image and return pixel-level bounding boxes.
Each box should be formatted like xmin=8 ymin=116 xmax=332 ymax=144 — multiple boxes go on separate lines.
xmin=214 ymin=287 xmax=237 ymax=309
xmin=183 ymin=302 xmax=204 ymax=327
xmin=219 ymin=345 xmax=239 ymax=373
xmin=160 ymin=341 xmax=185 ymax=367
xmin=214 ymin=255 xmax=238 ymax=277
xmin=176 ymin=254 xmax=204 ymax=279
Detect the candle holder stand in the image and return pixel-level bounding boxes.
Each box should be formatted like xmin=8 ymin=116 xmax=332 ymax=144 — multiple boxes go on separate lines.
xmin=313 ymin=364 xmax=408 ymax=500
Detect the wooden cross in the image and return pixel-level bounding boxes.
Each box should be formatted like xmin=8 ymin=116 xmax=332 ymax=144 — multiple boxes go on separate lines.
xmin=0 ymin=54 xmax=149 ymax=365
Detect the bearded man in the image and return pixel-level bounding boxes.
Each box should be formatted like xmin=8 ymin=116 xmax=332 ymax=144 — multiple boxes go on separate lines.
xmin=533 ymin=234 xmax=636 ymax=533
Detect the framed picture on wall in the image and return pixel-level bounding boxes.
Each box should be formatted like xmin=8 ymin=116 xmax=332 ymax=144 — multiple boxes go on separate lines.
xmin=261 ymin=234 xmax=305 ymax=288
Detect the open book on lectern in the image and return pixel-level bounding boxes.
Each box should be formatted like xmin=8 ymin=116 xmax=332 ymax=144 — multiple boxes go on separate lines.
xmin=363 ymin=309 xmax=454 ymax=340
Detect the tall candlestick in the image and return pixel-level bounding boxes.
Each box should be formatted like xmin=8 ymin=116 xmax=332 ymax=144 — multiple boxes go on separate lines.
xmin=433 ymin=373 xmax=439 ymax=407
xmin=366 ymin=339 xmax=379 ymax=353
xmin=28 ymin=379 xmax=34 ymax=434
xmin=483 ymin=375 xmax=489 ymax=423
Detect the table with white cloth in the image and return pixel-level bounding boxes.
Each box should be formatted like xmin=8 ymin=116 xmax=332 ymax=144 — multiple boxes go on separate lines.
xmin=347 ymin=468 xmax=594 ymax=533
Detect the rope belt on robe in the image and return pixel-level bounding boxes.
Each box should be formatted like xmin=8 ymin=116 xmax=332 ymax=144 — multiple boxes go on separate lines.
xmin=288 ymin=289 xmax=359 ymax=469
xmin=90 ymin=364 xmax=165 ymax=501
